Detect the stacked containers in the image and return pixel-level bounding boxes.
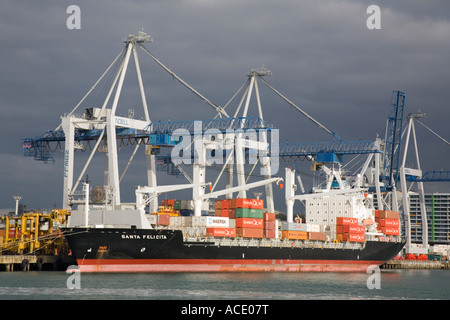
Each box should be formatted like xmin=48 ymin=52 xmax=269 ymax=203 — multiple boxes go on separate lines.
xmin=234 ymin=198 xmax=264 ymax=238
xmin=263 ymin=212 xmax=276 ymax=239
xmin=205 ymin=216 xmax=236 ymax=238
xmin=336 ymin=217 xmax=365 ymax=242
xmin=375 ymin=210 xmax=400 ymax=236
xmin=214 ymin=199 xmax=236 ymax=218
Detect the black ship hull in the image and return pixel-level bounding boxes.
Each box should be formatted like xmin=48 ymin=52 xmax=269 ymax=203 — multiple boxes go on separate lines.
xmin=63 ymin=227 xmax=405 ymax=272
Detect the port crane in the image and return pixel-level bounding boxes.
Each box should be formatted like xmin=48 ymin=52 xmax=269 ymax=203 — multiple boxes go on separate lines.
xmin=22 ymin=31 xmax=383 ymax=220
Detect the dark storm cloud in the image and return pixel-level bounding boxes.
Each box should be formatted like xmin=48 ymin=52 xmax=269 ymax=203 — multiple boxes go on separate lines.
xmin=1 ymin=0 xmax=449 ymax=209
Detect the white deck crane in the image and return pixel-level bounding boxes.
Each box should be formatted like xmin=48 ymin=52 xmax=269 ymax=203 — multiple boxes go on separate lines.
xmin=61 ymin=31 xmax=158 ymax=211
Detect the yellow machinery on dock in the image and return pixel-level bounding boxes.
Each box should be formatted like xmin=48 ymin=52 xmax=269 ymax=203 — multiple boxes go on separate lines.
xmin=0 ymin=209 xmax=70 ymax=255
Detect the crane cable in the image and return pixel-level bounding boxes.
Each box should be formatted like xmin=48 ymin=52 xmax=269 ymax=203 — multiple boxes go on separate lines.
xmin=416 ymin=118 xmax=450 ymax=147
xmin=259 ymin=77 xmax=343 ymax=142
xmin=138 ymin=44 xmax=229 ymax=118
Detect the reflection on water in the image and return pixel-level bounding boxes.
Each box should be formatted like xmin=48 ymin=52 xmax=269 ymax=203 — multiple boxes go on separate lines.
xmin=0 ymin=269 xmax=448 ymax=300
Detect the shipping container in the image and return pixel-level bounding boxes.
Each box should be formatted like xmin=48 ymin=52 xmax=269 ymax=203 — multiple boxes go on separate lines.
xmin=281 ymin=230 xmax=308 ymax=240
xmin=308 ymin=232 xmax=327 ymax=241
xmin=221 ymin=199 xmax=230 ymax=209
xmin=235 ymin=208 xmax=264 ymax=219
xmin=236 ymin=227 xmax=264 ymax=238
xmin=377 ymin=218 xmax=400 ymax=227
xmin=343 ymin=233 xmax=365 ymax=242
xmin=377 ymin=226 xmax=400 ymax=235
xmin=337 ymin=224 xmax=365 ymax=234
xmin=264 ymin=212 xmax=276 ymax=221
xmin=167 ymin=199 xmax=175 ymax=208
xmin=230 ymin=198 xmax=264 ymax=209
xmin=236 ymin=218 xmax=263 ymax=229
xmin=281 ymin=222 xmax=319 ymax=232
xmin=215 ymin=199 xmax=222 ymax=209
xmin=206 ymin=216 xmax=229 ymax=228
xmin=264 ymin=229 xmax=276 ymax=239
xmin=157 ymin=213 xmax=170 ymax=225
xmin=336 ymin=217 xmax=358 ymax=226
xmin=174 ymin=200 xmax=182 ymax=210
xmin=264 ymin=221 xmax=276 ymax=230
xmin=180 ymin=209 xmax=194 ymax=216
xmin=375 ymin=210 xmax=400 ymax=220
xmin=206 ymin=227 xmax=236 ymax=237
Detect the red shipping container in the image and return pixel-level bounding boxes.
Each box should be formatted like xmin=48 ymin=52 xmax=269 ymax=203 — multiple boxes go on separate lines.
xmin=206 ymin=227 xmax=236 ymax=237
xmin=161 ymin=199 xmax=168 ymax=206
xmin=236 ymin=227 xmax=264 ymax=238
xmin=344 ymin=233 xmax=365 ymax=242
xmin=157 ymin=213 xmax=170 ymax=225
xmin=378 ymin=227 xmax=400 ymax=235
xmin=215 ymin=200 xmax=222 ymax=209
xmin=236 ymin=218 xmax=263 ymax=229
xmin=224 ymin=209 xmax=235 ymax=219
xmin=215 ymin=207 xmax=222 ymax=216
xmin=336 ymin=217 xmax=358 ymax=226
xmin=221 ymin=199 xmax=229 ymax=209
xmin=340 ymin=224 xmax=365 ymax=234
xmin=231 ymin=198 xmax=264 ymax=209
xmin=264 ymin=221 xmax=275 ymax=230
xmin=264 ymin=229 xmax=276 ymax=239
xmin=264 ymin=212 xmax=276 ymax=221
xmin=377 ymin=219 xmax=399 ymax=227
xmin=167 ymin=199 xmax=175 ymax=208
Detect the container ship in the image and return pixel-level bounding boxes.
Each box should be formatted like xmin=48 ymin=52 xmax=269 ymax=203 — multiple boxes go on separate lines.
xmin=63 ymin=177 xmax=405 ymax=273
xmin=22 ymin=31 xmax=405 ymax=272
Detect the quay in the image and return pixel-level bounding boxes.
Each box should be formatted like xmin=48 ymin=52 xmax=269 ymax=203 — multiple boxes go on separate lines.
xmin=0 ymin=254 xmax=76 ymax=271
xmin=382 ymin=260 xmax=450 ymax=270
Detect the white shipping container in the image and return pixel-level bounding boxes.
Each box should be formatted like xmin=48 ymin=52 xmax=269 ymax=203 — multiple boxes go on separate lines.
xmin=206 ymin=216 xmax=229 ymax=228
xmin=147 ymin=214 xmax=157 ymax=224
xmin=192 ymin=216 xmax=207 ymax=227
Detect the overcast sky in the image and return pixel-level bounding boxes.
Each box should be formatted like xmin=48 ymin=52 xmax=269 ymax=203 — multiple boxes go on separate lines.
xmin=1 ymin=0 xmax=450 ymax=211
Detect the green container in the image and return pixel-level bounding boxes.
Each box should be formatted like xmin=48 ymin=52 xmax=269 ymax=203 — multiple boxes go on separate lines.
xmin=235 ymin=208 xmax=263 ymax=219
xmin=174 ymin=200 xmax=182 ymax=210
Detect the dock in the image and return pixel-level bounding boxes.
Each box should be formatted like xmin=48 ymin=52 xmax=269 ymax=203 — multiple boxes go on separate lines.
xmin=0 ymin=254 xmax=76 ymax=271
xmin=381 ymin=260 xmax=450 ymax=270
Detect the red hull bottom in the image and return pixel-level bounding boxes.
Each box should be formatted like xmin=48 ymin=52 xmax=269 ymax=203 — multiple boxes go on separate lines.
xmin=76 ymin=259 xmax=385 ymax=272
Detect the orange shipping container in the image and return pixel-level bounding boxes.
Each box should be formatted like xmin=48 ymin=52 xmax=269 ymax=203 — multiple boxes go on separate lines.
xmin=344 ymin=233 xmax=365 ymax=242
xmin=206 ymin=228 xmax=236 ymax=237
xmin=378 ymin=227 xmax=400 ymax=235
xmin=281 ymin=230 xmax=308 ymax=240
xmin=215 ymin=200 xmax=222 ymax=209
xmin=336 ymin=217 xmax=358 ymax=226
xmin=308 ymin=232 xmax=327 ymax=241
xmin=375 ymin=210 xmax=399 ymax=220
xmin=264 ymin=221 xmax=275 ymax=230
xmin=221 ymin=199 xmax=230 ymax=209
xmin=236 ymin=227 xmax=264 ymax=238
xmin=264 ymin=229 xmax=276 ymax=239
xmin=377 ymin=219 xmax=399 ymax=227
xmin=337 ymin=224 xmax=365 ymax=234
xmin=264 ymin=212 xmax=276 ymax=221
xmin=231 ymin=198 xmax=264 ymax=209
xmin=236 ymin=218 xmax=263 ymax=229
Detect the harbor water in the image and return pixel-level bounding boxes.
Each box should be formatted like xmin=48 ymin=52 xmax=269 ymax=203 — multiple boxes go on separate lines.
xmin=0 ymin=269 xmax=448 ymax=300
